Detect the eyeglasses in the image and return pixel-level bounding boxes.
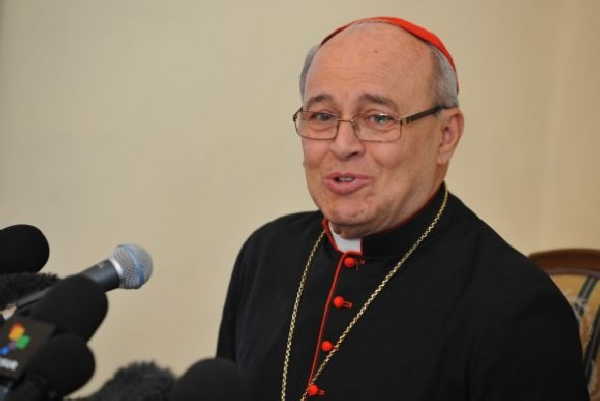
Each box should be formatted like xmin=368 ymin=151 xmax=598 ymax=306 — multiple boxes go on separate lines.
xmin=292 ymin=105 xmax=444 ymax=142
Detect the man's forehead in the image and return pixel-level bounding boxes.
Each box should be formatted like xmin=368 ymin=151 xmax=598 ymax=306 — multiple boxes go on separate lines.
xmin=305 ymin=92 xmax=400 ymax=111
xmin=320 ymin=16 xmax=457 ymax=80
xmin=319 ymin=22 xmax=430 ymax=61
xmin=304 ymin=23 xmax=435 ymax=109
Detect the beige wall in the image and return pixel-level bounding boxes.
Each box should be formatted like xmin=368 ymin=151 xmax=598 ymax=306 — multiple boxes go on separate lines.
xmin=1 ymin=0 xmax=598 ymax=395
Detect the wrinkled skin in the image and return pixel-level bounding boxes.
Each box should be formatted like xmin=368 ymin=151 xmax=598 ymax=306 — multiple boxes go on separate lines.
xmin=301 ymin=23 xmax=464 ymax=238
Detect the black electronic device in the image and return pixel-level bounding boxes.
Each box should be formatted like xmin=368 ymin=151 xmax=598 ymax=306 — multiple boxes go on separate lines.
xmin=0 ymin=276 xmax=107 ymax=400
xmin=4 ymin=333 xmax=95 ymax=401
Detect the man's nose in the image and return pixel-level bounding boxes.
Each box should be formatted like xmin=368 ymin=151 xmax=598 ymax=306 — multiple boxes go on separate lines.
xmin=330 ymin=119 xmax=365 ymax=159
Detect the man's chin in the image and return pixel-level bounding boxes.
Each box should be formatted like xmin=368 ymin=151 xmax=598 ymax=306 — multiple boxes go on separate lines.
xmin=313 ymin=197 xmax=374 ymax=234
xmin=325 ymin=211 xmax=372 ymax=238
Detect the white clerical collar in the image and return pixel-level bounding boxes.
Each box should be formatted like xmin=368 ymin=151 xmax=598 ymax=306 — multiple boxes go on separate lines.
xmin=328 ymin=222 xmax=361 ymax=253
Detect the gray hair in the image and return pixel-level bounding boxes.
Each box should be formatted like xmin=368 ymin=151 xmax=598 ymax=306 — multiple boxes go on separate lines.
xmin=298 ymin=44 xmax=319 ymax=100
xmin=428 ymin=44 xmax=459 ymax=108
xmin=298 ymin=41 xmax=459 ymax=108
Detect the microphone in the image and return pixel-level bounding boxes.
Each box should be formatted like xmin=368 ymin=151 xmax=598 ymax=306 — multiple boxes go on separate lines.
xmin=0 ymin=276 xmax=106 ymax=400
xmin=15 ymin=244 xmax=153 ymax=311
xmin=170 ymin=358 xmax=247 ymax=401
xmin=66 ymin=361 xmax=175 ymax=401
xmin=0 ymin=273 xmax=59 ymax=325
xmin=5 ymin=333 xmax=95 ymax=401
xmin=29 ymin=275 xmax=108 ymax=341
xmin=0 ymin=225 xmax=49 ymax=274
xmin=0 ymin=273 xmax=59 ymax=311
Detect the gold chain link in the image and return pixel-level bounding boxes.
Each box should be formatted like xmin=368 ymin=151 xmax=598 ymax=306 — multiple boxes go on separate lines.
xmin=281 ymin=231 xmax=325 ymax=401
xmin=281 ymin=188 xmax=448 ymax=401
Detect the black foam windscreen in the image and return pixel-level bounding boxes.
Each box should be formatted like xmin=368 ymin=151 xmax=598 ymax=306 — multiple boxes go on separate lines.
xmin=67 ymin=361 xmax=175 ymax=401
xmin=7 ymin=333 xmax=95 ymax=400
xmin=170 ymin=358 xmax=246 ymax=401
xmin=0 ymin=225 xmax=50 ymax=274
xmin=30 ymin=275 xmax=108 ymax=340
xmin=0 ymin=272 xmax=59 ymax=310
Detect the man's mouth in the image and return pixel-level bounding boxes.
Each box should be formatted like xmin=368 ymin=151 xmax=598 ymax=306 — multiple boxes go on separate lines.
xmin=335 ymin=175 xmax=355 ymax=183
xmin=324 ymin=173 xmax=370 ymax=195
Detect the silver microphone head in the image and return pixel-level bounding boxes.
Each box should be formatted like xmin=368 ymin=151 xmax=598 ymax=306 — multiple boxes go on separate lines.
xmin=111 ymin=244 xmax=153 ymax=289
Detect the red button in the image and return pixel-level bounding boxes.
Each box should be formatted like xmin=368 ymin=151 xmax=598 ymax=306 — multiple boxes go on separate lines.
xmin=307 ymin=384 xmax=325 ymax=396
xmin=333 ymin=296 xmax=353 ymax=309
xmin=343 ymin=256 xmax=357 ymax=268
xmin=321 ymin=340 xmax=334 ymax=352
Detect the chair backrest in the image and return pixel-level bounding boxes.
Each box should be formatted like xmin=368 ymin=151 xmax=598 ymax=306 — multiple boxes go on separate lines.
xmin=530 ymin=249 xmax=600 ymax=400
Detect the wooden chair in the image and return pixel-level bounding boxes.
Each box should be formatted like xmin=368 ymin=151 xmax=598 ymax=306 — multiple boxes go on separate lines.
xmin=529 ymin=249 xmax=600 ymax=400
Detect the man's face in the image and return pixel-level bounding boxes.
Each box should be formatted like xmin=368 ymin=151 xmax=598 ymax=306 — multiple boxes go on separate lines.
xmin=302 ymin=23 xmax=455 ymax=238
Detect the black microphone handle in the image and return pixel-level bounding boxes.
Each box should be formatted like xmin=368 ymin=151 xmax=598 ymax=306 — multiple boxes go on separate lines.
xmin=14 ymin=260 xmax=119 ymax=312
xmin=79 ymin=259 xmax=120 ymax=292
xmin=13 ymin=288 xmax=49 ymax=313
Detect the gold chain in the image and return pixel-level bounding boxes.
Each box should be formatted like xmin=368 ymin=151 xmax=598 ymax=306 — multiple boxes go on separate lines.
xmin=280 ymin=187 xmax=448 ymax=401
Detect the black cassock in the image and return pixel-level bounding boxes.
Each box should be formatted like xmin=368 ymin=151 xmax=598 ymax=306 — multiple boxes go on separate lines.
xmin=217 ymin=185 xmax=588 ymax=401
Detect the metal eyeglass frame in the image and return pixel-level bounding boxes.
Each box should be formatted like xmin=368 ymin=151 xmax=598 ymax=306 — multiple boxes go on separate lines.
xmin=292 ymin=105 xmax=445 ymax=142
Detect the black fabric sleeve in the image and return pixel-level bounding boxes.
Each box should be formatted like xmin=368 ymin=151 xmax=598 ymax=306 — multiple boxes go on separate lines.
xmin=216 ymin=243 xmax=249 ymax=361
xmin=469 ymin=282 xmax=589 ymax=401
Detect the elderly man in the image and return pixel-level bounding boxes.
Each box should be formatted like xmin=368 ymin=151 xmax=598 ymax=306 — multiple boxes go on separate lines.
xmin=217 ymin=17 xmax=588 ymax=401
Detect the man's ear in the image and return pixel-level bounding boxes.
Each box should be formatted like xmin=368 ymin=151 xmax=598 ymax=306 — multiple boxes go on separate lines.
xmin=437 ymin=109 xmax=464 ymax=165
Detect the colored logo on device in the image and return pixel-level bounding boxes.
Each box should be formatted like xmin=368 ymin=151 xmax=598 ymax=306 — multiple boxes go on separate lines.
xmin=0 ymin=323 xmax=30 ymax=356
